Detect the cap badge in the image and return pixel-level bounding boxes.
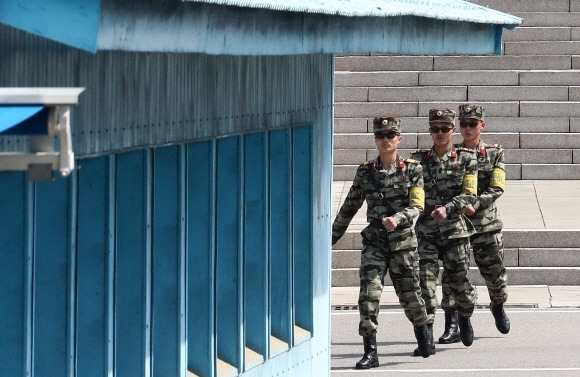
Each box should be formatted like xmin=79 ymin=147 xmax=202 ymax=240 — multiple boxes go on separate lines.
xmin=436 ymin=110 xmax=443 ymax=116
xmin=382 ymin=119 xmax=388 ymax=126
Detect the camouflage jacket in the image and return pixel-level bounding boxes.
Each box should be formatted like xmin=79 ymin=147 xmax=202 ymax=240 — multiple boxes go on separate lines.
xmin=410 ymin=146 xmax=478 ymax=240
xmin=455 ymin=140 xmax=505 ymax=233
xmin=332 ymin=156 xmax=425 ymax=250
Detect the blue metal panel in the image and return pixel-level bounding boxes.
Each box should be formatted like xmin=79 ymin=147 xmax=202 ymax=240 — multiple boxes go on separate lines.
xmin=32 ymin=176 xmax=71 ymax=376
xmin=243 ymin=132 xmax=269 ymax=359
xmin=0 ymin=0 xmax=101 ymax=52
xmin=216 ymin=136 xmax=242 ymax=370
xmin=269 ymin=129 xmax=292 ymax=344
xmin=152 ymin=146 xmax=184 ymax=377
xmin=186 ymin=141 xmax=216 ymax=377
xmin=292 ymin=126 xmax=313 ymax=332
xmin=308 ymin=55 xmax=333 ymax=375
xmin=76 ymin=156 xmax=109 ymax=377
xmin=115 ymin=150 xmax=150 ymax=377
xmin=0 ymin=172 xmax=28 ymax=377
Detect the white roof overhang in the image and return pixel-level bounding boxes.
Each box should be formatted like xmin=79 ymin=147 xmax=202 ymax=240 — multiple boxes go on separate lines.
xmin=0 ymin=0 xmax=521 ymax=55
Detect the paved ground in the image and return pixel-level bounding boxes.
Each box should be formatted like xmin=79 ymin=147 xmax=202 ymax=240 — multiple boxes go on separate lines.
xmin=330 ymin=180 xmax=580 ymax=375
xmin=331 ymin=308 xmax=580 ymax=376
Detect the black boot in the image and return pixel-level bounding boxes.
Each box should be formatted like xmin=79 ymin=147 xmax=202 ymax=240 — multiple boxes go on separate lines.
xmin=355 ymin=335 xmax=379 ymax=369
xmin=457 ymin=314 xmax=474 ymax=347
xmin=413 ymin=324 xmax=434 ymax=358
xmin=490 ymin=301 xmax=510 ymax=334
xmin=438 ymin=309 xmax=461 ymax=344
xmin=412 ymin=343 xmax=436 ymax=357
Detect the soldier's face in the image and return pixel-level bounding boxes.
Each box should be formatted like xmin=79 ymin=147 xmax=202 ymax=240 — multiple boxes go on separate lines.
xmin=374 ymin=132 xmax=401 ymax=153
xmin=429 ymin=122 xmax=455 ymax=146
xmin=459 ymin=119 xmax=484 ymax=145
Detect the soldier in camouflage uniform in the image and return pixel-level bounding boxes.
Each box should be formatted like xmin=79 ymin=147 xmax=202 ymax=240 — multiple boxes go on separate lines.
xmin=410 ymin=108 xmax=479 ymax=356
xmin=438 ymin=104 xmax=510 ymax=341
xmin=332 ymin=116 xmax=433 ymax=369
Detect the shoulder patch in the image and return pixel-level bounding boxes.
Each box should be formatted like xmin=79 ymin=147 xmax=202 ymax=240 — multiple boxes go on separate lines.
xmin=491 ymin=143 xmax=502 ymax=149
xmin=456 ymin=147 xmax=475 ymax=153
xmin=411 ymin=149 xmax=430 ymax=155
xmin=404 ymin=158 xmax=419 ymax=165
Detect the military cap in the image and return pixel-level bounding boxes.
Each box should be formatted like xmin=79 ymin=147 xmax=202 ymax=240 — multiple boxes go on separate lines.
xmin=428 ymin=108 xmax=455 ymax=125
xmin=458 ymin=104 xmax=485 ymax=121
xmin=373 ymin=116 xmax=401 ymax=134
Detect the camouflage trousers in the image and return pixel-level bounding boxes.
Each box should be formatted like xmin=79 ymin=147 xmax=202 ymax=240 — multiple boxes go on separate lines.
xmin=417 ymin=236 xmax=477 ymax=322
xmin=358 ymin=229 xmax=428 ymax=337
xmin=441 ymin=230 xmax=507 ymax=310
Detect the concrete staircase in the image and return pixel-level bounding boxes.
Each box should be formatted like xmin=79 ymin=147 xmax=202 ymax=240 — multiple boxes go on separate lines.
xmin=332 ymin=0 xmax=580 ymax=287
xmin=334 ymin=0 xmax=580 ymax=182
xmin=332 ymin=229 xmax=580 ymax=287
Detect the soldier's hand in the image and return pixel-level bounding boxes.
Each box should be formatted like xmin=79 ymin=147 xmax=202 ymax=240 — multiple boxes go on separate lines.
xmin=430 ymin=206 xmax=447 ymax=222
xmin=462 ymin=205 xmax=476 ymax=216
xmin=382 ymin=216 xmax=398 ymax=231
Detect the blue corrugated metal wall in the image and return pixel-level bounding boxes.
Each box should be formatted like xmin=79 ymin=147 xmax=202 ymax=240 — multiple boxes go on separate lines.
xmin=0 ymin=125 xmax=330 ymax=377
xmin=0 ymin=25 xmax=333 ymax=377
xmin=0 ymin=25 xmax=328 ymax=157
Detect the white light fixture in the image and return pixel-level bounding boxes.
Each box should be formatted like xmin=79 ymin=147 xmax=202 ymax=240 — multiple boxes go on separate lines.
xmin=0 ymin=88 xmax=84 ymax=181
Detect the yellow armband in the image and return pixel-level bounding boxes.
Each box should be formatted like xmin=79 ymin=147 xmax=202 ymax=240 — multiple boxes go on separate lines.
xmin=462 ymin=173 xmax=477 ymax=195
xmin=490 ymin=168 xmax=506 ymax=190
xmin=409 ymin=186 xmax=425 ymax=208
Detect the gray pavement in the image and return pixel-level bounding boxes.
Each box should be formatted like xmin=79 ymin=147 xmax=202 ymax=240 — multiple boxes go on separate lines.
xmin=331 ymin=308 xmax=580 ymax=376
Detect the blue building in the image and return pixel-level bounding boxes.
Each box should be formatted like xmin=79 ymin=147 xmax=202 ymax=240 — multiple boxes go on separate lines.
xmin=0 ymin=1 xmax=520 ymax=376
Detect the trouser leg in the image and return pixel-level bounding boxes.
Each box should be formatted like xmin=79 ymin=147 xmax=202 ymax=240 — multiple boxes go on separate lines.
xmin=472 ymin=231 xmax=508 ymax=304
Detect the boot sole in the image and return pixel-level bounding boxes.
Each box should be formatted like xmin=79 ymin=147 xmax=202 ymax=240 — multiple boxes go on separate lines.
xmin=355 ymin=362 xmax=379 ymax=369
xmin=495 ymin=321 xmax=510 ymax=334
xmin=438 ymin=335 xmax=461 ymax=344
xmin=412 ymin=346 xmax=436 ymax=357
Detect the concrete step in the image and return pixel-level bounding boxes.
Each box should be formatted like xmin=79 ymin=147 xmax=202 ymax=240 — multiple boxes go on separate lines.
xmin=333 ymin=163 xmax=580 ymax=181
xmin=335 ymin=56 xmax=574 ymax=72
xmin=505 ymin=41 xmax=580 ymax=55
xmin=468 ymin=0 xmax=572 ymax=13
xmin=335 ymin=117 xmax=574 ymax=133
xmin=335 ymin=100 xmax=580 ymax=118
xmin=331 ymin=229 xmax=580 ymax=287
xmin=332 ymin=266 xmax=580 ymax=286
xmin=333 ymin=248 xmax=580 ymax=269
xmin=335 ymin=149 xmax=576 ymax=166
xmin=336 ymin=70 xmax=580 ymax=88
xmin=333 ymin=132 xmax=580 ymax=150
xmin=336 ymin=84 xmax=579 ymax=103
xmin=336 ymin=84 xmax=579 ymax=102
xmin=332 ymin=229 xmax=580 ymax=251
xmin=504 ymin=27 xmax=574 ymax=42
xmin=513 ymin=12 xmax=580 ymax=27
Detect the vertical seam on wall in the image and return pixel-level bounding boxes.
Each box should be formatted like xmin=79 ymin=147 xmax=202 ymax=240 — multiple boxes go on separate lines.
xmin=25 ymin=180 xmax=34 ymax=377
xmin=145 ymin=149 xmax=153 ymax=377
xmin=107 ymin=155 xmax=116 ymax=377
xmin=68 ymin=170 xmax=78 ymax=377
xmin=179 ymin=144 xmax=187 ymax=376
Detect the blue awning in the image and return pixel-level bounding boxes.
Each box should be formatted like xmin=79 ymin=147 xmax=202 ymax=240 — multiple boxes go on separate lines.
xmin=0 ymin=105 xmax=50 ymax=135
